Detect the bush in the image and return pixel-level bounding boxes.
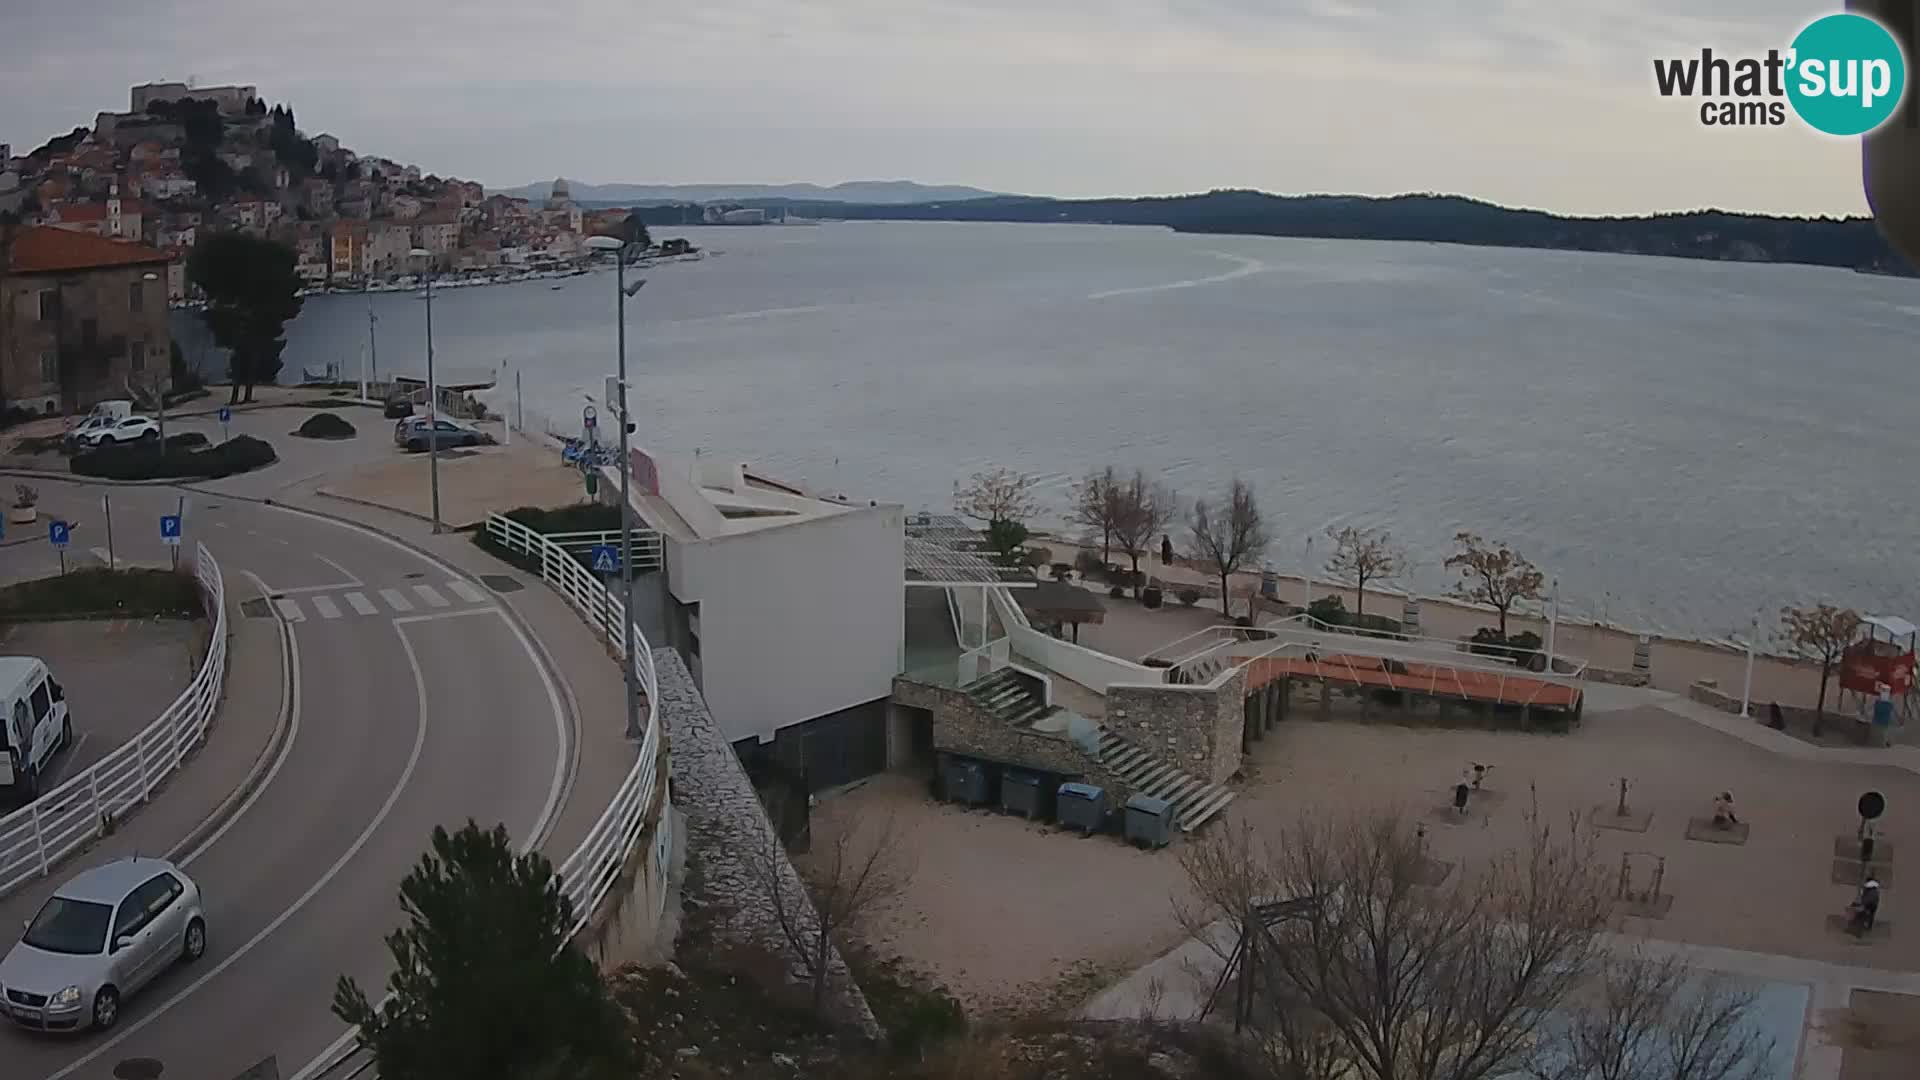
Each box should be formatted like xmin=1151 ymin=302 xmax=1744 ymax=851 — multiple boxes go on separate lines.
xmin=1049 ymin=561 xmax=1073 ymax=581
xmin=1109 ymin=584 xmax=1126 ymax=599
xmin=1073 ymin=550 xmax=1102 ymax=577
xmin=0 ymin=568 xmax=202 ymax=619
xmin=1178 ymin=587 xmax=1200 ymax=607
xmin=1469 ymin=627 xmax=1545 ymax=668
xmin=504 ymin=503 xmax=621 ymax=533
xmin=1307 ymin=594 xmax=1349 ymax=625
xmin=165 ymin=431 xmax=209 ymax=450
xmin=1142 ymin=586 xmax=1163 ymax=609
xmin=293 ymin=411 xmax=357 ymax=439
xmin=71 ymin=434 xmax=277 ymax=480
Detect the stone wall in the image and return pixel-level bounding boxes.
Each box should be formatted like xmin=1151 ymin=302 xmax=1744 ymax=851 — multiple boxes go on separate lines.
xmin=1688 ymin=678 xmax=1823 ymax=728
xmin=893 ymin=675 xmax=1135 ymax=800
xmin=659 ymin=650 xmax=881 ymax=1037
xmin=1105 ymin=668 xmax=1245 ymax=786
xmin=1587 ymin=667 xmax=1652 ymax=687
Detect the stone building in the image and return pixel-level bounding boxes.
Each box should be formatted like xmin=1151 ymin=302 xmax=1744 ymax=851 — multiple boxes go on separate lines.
xmin=0 ymin=226 xmax=172 ymax=415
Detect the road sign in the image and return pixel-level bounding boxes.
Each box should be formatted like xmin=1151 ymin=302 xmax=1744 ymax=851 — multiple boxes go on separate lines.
xmin=218 ymin=406 xmax=232 ymax=423
xmin=160 ymin=514 xmax=183 ymax=546
xmin=589 ymin=544 xmax=619 ymax=574
xmin=583 ymin=405 xmax=597 ymax=430
xmin=48 ymin=520 xmax=69 ymax=548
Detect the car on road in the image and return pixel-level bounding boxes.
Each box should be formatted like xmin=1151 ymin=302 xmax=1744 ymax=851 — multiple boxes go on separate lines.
xmin=0 ymin=657 xmax=71 ymax=805
xmin=0 ymin=857 xmax=206 ymax=1032
xmin=71 ymin=415 xmax=160 ymax=448
xmin=395 ymin=415 xmax=483 ymax=452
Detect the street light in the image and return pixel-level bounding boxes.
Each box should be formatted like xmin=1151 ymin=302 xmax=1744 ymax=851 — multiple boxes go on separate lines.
xmin=585 ymin=233 xmax=647 ymax=740
xmin=408 ymin=248 xmax=442 ymax=533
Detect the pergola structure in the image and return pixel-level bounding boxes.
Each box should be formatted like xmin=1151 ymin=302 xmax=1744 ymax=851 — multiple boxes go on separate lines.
xmin=904 ymin=514 xmax=1034 ymax=683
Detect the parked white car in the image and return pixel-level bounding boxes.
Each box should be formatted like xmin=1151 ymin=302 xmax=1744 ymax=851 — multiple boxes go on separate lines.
xmin=0 ymin=857 xmax=207 ymax=1032
xmin=73 ymin=416 xmax=160 ymax=448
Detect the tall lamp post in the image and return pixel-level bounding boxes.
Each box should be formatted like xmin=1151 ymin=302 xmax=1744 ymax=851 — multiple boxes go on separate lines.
xmin=585 ymin=234 xmax=647 ymax=739
xmin=408 ymin=249 xmax=442 ymax=533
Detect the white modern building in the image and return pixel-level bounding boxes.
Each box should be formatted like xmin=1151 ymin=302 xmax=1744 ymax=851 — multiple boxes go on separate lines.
xmin=608 ymin=446 xmax=906 ymax=788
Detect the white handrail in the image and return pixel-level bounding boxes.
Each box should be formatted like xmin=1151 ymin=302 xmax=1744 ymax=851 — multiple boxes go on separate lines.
xmin=0 ymin=542 xmax=228 ymax=899
xmin=484 ymin=512 xmax=667 ymax=937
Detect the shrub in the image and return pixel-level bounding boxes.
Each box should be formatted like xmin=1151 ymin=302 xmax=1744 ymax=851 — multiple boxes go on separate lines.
xmin=71 ymin=435 xmax=277 ymax=480
xmin=1468 ymin=627 xmax=1545 ymax=668
xmin=1049 ymin=562 xmax=1073 ymax=581
xmin=1178 ymin=587 xmax=1200 ymax=606
xmin=165 ymin=432 xmax=209 ymax=450
xmin=293 ymin=411 xmax=357 ymax=439
xmin=1142 ymin=586 xmax=1163 ymax=609
xmin=12 ymin=484 xmax=36 ymax=509
xmin=1307 ymin=594 xmax=1349 ymax=625
xmin=1073 ymin=550 xmax=1103 ymax=577
xmin=1109 ymin=584 xmax=1127 ymax=599
xmin=0 ymin=568 xmax=203 ymax=619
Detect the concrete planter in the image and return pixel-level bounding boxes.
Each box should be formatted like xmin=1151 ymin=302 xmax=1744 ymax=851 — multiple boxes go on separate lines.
xmin=7 ymin=505 xmax=36 ymax=526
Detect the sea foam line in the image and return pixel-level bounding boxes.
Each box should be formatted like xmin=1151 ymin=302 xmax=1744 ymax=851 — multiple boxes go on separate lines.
xmin=1087 ymin=252 xmax=1269 ymax=300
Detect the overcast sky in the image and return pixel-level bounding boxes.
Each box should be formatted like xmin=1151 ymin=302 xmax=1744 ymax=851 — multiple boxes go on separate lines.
xmin=0 ymin=0 xmax=1875 ymax=215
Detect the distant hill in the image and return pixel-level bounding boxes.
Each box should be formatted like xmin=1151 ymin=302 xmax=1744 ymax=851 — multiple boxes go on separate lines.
xmin=650 ymin=189 xmax=1908 ymax=276
xmin=496 ymin=179 xmax=1008 ymax=205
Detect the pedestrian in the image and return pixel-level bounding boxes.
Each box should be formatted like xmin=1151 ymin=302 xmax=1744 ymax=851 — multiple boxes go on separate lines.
xmin=1453 ymin=780 xmax=1471 ymax=815
xmin=1161 ymin=534 xmax=1173 ymax=566
xmin=1854 ymin=878 xmax=1883 ymax=935
xmin=1712 ymin=791 xmax=1738 ymax=827
xmin=1471 ymin=763 xmax=1489 ymax=790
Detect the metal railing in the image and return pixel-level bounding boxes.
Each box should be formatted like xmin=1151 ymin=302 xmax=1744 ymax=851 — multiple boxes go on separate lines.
xmin=540 ymin=528 xmax=664 ymax=571
xmin=0 ymin=542 xmax=228 ymax=898
xmin=483 ymin=512 xmax=668 ymax=939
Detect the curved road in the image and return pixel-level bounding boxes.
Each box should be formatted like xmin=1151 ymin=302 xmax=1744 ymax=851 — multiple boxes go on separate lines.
xmin=0 ymin=483 xmax=572 ymax=1080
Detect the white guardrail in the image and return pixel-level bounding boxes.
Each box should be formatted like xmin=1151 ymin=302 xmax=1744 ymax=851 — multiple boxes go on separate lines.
xmin=0 ymin=542 xmax=227 ymax=899
xmin=484 ymin=512 xmax=668 ymax=939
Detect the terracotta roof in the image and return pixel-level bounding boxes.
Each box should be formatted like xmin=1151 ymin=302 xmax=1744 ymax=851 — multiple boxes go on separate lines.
xmin=52 ymin=200 xmax=145 ymax=222
xmin=6 ymin=226 xmax=171 ymax=273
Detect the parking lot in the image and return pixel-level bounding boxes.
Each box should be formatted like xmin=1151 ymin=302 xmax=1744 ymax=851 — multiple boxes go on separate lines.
xmin=0 ymin=618 xmax=200 ymax=806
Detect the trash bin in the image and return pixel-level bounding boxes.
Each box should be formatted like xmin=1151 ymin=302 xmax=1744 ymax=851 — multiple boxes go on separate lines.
xmin=1001 ymin=770 xmax=1044 ymax=819
xmin=1057 ymin=782 xmax=1106 ymax=835
xmin=1125 ymin=794 xmax=1177 ymax=848
xmin=944 ymin=757 xmax=990 ymax=806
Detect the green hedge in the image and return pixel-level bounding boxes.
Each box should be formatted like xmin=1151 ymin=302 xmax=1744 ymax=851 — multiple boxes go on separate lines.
xmin=72 ymin=435 xmax=277 ymax=480
xmin=293 ymin=412 xmax=357 ymax=439
xmin=0 ymin=568 xmax=203 ymax=619
xmin=471 ymin=503 xmax=637 ymax=575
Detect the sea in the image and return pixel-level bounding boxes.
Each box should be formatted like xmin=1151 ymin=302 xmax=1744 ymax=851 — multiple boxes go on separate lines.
xmin=174 ymin=221 xmax=1920 ymax=643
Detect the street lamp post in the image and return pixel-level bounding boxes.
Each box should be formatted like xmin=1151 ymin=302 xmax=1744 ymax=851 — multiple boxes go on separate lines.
xmin=408 ymin=249 xmax=442 ymax=533
xmin=586 ymin=235 xmax=647 ymax=739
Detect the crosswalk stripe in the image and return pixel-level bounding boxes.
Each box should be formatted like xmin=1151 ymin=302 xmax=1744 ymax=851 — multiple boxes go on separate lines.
xmin=412 ymin=584 xmax=450 ymax=609
xmin=379 ymin=588 xmax=414 ymax=613
xmin=311 ymin=595 xmax=342 ymax=619
xmin=345 ymin=592 xmax=378 ymax=616
xmin=274 ymin=598 xmax=305 ymax=622
xmin=446 ymin=579 xmax=486 ymax=604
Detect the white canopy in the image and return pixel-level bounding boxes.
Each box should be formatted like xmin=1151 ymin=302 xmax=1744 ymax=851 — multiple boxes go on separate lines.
xmin=1862 ymin=614 xmax=1918 ymax=639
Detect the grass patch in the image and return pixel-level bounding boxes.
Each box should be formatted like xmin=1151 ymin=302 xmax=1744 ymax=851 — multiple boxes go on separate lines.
xmin=0 ymin=568 xmax=203 ymax=620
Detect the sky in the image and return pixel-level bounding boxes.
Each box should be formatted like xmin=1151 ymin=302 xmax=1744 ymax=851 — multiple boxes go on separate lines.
xmin=0 ymin=0 xmax=1881 ymax=216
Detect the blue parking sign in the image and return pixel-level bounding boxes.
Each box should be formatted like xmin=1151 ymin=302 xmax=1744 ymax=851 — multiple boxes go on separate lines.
xmin=160 ymin=514 xmax=182 ymax=546
xmin=48 ymin=520 xmax=70 ymax=548
xmin=218 ymin=406 xmax=232 ymax=423
xmin=589 ymin=544 xmax=619 ymax=573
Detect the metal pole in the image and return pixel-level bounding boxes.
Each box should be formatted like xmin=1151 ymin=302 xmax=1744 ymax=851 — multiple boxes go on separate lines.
xmin=1741 ymin=616 xmax=1757 ymax=718
xmin=1302 ymin=536 xmax=1312 ymax=613
xmin=1545 ymin=578 xmax=1557 ymax=671
xmin=616 ymin=250 xmax=639 ymax=739
xmin=102 ymin=493 xmax=113 ymax=570
xmin=425 ymin=268 xmax=441 ymax=533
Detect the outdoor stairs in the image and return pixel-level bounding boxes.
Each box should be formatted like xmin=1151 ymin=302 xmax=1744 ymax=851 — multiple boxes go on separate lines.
xmin=1171 ymin=656 xmax=1227 ymax=685
xmin=967 ymin=668 xmax=1057 ymax=727
xmin=1096 ymin=730 xmax=1237 ymax=831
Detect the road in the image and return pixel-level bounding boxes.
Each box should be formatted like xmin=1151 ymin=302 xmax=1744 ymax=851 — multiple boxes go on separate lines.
xmin=0 ymin=480 xmax=572 ymax=1080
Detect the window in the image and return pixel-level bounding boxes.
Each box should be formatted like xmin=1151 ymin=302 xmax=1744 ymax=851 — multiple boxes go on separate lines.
xmin=113 ymin=892 xmax=148 ymax=942
xmin=23 ymin=898 xmax=112 ymax=956
xmin=128 ymin=281 xmax=143 ymax=312
xmin=130 ymin=340 xmax=146 ymax=372
xmin=140 ymin=874 xmax=183 ymax=920
xmin=39 ymin=352 xmax=57 ymax=384
xmin=29 ymin=679 xmax=51 ymax=721
xmin=49 ymin=679 xmax=64 ymax=704
xmin=38 ymin=290 xmax=59 ymax=322
xmin=9 ymin=700 xmax=26 ymax=750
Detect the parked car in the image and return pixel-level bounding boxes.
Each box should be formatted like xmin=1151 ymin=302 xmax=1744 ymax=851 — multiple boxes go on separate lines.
xmin=382 ymin=396 xmax=414 ymax=420
xmin=0 ymin=857 xmax=206 ymax=1032
xmin=0 ymin=656 xmax=71 ymax=804
xmin=73 ymin=416 xmax=160 ymax=448
xmin=394 ymin=416 xmax=482 ymax=452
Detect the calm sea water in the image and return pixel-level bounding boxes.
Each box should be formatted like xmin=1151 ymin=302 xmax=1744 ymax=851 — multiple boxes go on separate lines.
xmin=184 ymin=222 xmax=1920 ymax=641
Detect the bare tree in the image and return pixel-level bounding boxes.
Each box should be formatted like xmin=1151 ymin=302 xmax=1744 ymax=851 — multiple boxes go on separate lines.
xmin=1778 ymin=603 xmax=1862 ymax=733
xmin=955 ymin=467 xmax=1042 ymax=565
xmin=1323 ymin=525 xmax=1405 ymax=621
xmin=747 ymin=809 xmax=912 ymax=1017
xmin=1444 ymin=531 xmax=1545 ymax=638
xmin=1177 ymin=806 xmax=1640 ymax=1080
xmin=126 ymin=369 xmax=171 ymax=454
xmin=1190 ymin=477 xmax=1270 ymax=619
xmin=1110 ymin=469 xmax=1175 ymax=598
xmin=1530 ymin=945 xmax=1774 ymax=1080
xmin=1068 ymin=465 xmax=1123 ymax=564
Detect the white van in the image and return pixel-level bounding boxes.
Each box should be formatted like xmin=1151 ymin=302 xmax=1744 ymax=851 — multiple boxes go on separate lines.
xmin=0 ymin=658 xmax=71 ymax=802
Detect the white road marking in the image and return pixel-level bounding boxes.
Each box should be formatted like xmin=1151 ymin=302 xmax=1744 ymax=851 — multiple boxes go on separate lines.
xmin=345 ymin=591 xmax=378 ymax=616
xmin=412 ymin=583 xmax=450 ymax=608
xmin=392 ymin=606 xmax=501 ymax=626
xmin=269 ymin=582 xmax=361 ymax=595
xmin=446 ymin=578 xmax=487 ymax=604
xmin=310 ymin=594 xmax=342 ymax=620
xmin=51 ymin=613 xmax=426 ymax=1080
xmin=273 ymin=597 xmax=305 ymax=622
xmin=379 ymin=588 xmax=414 ymax=612
xmin=314 ymin=553 xmax=361 ymax=585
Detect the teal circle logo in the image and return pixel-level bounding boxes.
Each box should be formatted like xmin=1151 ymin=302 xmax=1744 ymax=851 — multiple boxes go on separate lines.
xmin=1786 ymin=13 xmax=1907 ymax=136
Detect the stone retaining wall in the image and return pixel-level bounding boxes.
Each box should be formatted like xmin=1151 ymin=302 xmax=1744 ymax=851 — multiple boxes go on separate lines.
xmin=1586 ymin=667 xmax=1651 ymax=687
xmin=1107 ymin=669 xmax=1246 ymax=785
xmin=659 ymin=651 xmax=881 ymax=1037
xmin=894 ymin=675 xmax=1136 ymax=800
xmin=1687 ymin=678 xmax=1828 ymax=730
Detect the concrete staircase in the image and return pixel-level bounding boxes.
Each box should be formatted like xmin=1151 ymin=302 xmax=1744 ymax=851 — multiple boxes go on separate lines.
xmin=1096 ymin=730 xmax=1236 ymax=831
xmin=966 ymin=668 xmax=1056 ymax=727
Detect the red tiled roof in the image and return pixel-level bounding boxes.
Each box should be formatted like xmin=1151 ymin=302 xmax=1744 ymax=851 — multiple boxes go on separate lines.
xmin=51 ymin=200 xmax=145 ymax=223
xmin=7 ymin=226 xmax=171 ymax=273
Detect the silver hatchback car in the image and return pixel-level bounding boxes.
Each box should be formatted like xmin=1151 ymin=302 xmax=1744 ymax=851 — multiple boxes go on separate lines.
xmin=0 ymin=857 xmax=206 ymax=1032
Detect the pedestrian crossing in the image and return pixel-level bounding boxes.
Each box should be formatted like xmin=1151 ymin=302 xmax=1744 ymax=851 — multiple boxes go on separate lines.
xmin=270 ymin=580 xmax=493 ymax=623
